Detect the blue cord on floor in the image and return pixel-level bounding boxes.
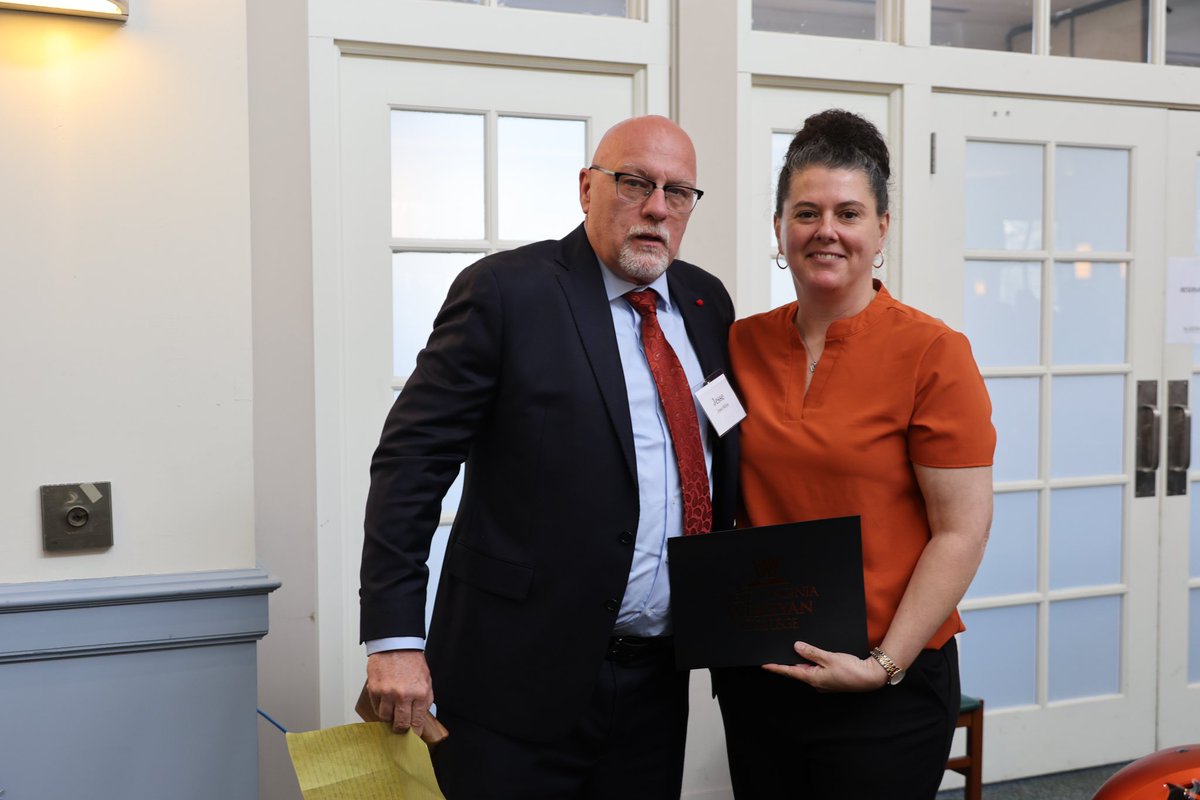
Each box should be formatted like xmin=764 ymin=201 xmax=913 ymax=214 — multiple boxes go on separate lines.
xmin=257 ymin=707 xmax=288 ymax=734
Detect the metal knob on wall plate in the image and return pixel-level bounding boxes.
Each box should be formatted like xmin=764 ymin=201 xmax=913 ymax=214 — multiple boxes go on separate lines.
xmin=65 ymin=505 xmax=90 ymax=528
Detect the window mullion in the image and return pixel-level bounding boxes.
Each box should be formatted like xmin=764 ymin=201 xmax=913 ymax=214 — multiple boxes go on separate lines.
xmin=486 ymin=110 xmax=499 ymax=248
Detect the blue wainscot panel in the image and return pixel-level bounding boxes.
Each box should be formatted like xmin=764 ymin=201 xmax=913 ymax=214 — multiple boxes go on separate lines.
xmin=0 ymin=569 xmax=279 ymax=800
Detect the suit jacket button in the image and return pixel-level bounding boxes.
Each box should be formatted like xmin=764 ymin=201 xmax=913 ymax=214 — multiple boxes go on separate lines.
xmin=606 ymin=599 xmax=620 ymax=612
xmin=619 ymin=530 xmax=634 ymax=545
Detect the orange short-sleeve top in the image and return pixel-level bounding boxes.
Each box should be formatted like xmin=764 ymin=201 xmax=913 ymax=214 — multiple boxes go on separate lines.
xmin=729 ymin=283 xmax=995 ymax=650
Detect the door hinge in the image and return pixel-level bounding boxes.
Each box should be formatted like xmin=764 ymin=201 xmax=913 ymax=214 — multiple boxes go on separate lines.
xmin=930 ymin=132 xmax=937 ymax=175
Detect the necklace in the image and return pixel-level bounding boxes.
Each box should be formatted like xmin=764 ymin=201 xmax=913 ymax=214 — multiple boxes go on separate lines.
xmin=797 ymin=327 xmax=821 ymax=374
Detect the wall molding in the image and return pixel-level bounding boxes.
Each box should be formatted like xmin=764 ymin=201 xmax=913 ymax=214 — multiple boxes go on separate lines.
xmin=0 ymin=568 xmax=280 ymax=663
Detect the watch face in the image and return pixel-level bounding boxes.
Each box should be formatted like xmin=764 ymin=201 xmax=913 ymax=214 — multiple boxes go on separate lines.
xmin=889 ymin=668 xmax=906 ymax=686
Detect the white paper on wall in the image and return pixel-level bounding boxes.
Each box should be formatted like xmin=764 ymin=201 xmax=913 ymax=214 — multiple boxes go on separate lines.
xmin=1166 ymin=257 xmax=1200 ymax=344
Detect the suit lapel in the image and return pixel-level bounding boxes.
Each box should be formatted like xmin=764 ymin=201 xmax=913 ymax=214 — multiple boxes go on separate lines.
xmin=554 ymin=226 xmax=638 ymax=482
xmin=669 ymin=268 xmax=724 ymax=379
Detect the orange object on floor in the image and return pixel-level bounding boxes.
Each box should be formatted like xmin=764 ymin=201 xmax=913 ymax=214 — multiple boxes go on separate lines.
xmin=1092 ymin=744 xmax=1200 ymax=799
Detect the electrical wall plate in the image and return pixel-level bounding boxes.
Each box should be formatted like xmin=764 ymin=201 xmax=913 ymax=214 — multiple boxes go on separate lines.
xmin=40 ymin=482 xmax=113 ymax=552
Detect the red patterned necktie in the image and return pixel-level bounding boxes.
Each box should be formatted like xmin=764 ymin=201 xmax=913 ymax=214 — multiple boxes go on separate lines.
xmin=625 ymin=289 xmax=712 ymax=536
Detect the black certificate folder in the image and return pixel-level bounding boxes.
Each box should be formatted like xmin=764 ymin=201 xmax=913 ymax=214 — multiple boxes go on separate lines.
xmin=668 ymin=516 xmax=868 ymax=670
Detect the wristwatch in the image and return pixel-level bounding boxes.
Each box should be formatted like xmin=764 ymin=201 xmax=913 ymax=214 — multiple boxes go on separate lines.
xmin=870 ymin=647 xmax=907 ymax=686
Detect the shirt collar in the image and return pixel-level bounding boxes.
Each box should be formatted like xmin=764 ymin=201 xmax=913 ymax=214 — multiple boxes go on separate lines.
xmin=596 ymin=257 xmax=674 ymax=312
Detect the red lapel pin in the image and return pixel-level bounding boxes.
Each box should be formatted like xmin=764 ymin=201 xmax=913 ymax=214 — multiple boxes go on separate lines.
xmin=695 ymin=299 xmax=704 ymax=307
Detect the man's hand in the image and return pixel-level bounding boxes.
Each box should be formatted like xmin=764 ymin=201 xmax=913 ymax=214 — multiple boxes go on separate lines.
xmin=367 ymin=649 xmax=436 ymax=735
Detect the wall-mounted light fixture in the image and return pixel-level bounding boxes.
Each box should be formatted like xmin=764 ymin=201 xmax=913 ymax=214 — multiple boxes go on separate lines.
xmin=0 ymin=0 xmax=128 ymax=21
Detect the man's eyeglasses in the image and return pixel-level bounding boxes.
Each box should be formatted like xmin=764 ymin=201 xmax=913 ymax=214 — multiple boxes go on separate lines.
xmin=588 ymin=166 xmax=704 ymax=214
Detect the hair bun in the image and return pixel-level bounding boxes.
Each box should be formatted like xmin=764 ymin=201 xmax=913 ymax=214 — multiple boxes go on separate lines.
xmin=775 ymin=108 xmax=892 ymax=216
xmin=787 ymin=109 xmax=890 ymax=183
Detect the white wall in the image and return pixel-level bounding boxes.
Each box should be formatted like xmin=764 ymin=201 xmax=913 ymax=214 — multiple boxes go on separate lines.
xmin=0 ymin=2 xmax=255 ymax=582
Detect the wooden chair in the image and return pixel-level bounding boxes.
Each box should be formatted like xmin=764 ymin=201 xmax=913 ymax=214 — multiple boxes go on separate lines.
xmin=946 ymin=694 xmax=984 ymax=800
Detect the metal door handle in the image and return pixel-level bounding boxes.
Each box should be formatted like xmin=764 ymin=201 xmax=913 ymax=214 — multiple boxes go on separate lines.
xmin=1136 ymin=381 xmax=1160 ymax=498
xmin=1167 ymin=380 xmax=1191 ymax=496
xmin=1137 ymin=403 xmax=1161 ymax=469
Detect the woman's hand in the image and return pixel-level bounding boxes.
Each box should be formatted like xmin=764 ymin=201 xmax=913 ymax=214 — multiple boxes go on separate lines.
xmin=763 ymin=641 xmax=888 ymax=692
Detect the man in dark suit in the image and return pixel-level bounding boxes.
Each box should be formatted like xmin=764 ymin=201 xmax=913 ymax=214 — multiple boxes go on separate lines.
xmin=360 ymin=115 xmax=737 ymax=798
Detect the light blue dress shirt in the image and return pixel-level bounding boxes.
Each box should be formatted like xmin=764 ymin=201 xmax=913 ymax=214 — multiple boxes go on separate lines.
xmin=366 ymin=259 xmax=713 ymax=654
xmin=602 ymin=262 xmax=713 ymax=637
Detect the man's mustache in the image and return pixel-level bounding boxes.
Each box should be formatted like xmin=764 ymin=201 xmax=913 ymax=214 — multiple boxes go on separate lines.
xmin=626 ymin=225 xmax=670 ymax=249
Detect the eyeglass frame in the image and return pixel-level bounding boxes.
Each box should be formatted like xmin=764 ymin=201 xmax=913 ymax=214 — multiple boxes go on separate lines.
xmin=587 ymin=166 xmax=704 ymax=213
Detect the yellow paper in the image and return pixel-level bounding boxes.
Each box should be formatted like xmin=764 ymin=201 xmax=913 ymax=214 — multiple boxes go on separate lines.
xmin=286 ymin=721 xmax=445 ymax=800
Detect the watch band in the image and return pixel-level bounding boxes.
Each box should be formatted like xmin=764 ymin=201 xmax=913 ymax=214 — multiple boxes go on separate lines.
xmin=870 ymin=647 xmax=904 ymax=685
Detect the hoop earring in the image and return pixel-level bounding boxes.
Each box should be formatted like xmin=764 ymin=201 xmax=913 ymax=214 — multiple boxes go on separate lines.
xmin=873 ymin=250 xmax=885 ymax=269
xmin=775 ymin=252 xmax=788 ymax=270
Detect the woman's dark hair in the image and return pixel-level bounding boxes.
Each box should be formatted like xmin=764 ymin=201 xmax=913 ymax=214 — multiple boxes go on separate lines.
xmin=774 ymin=109 xmax=891 ymax=217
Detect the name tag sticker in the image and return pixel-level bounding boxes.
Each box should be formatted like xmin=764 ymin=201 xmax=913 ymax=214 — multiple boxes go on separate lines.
xmin=695 ymin=373 xmax=746 ymax=437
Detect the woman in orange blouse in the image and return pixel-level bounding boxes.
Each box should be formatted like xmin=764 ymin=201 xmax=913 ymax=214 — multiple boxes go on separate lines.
xmin=714 ymin=109 xmax=995 ymax=799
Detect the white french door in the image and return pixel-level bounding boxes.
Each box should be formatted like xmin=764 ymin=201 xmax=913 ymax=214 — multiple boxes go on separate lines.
xmin=1158 ymin=108 xmax=1200 ymax=748
xmin=333 ymin=54 xmax=634 ymax=714
xmin=924 ymin=93 xmax=1179 ymax=780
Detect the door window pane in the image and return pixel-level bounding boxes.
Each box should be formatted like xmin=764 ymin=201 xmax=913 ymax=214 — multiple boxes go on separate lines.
xmin=965 ymin=142 xmax=1044 ymax=251
xmin=960 ymin=605 xmax=1038 ymax=708
xmin=497 ymin=116 xmax=585 ymax=242
xmin=1054 ymin=146 xmax=1129 ymax=253
xmin=1049 ymin=485 xmax=1123 ymax=590
xmin=1051 ymin=261 xmax=1127 ymax=365
xmin=499 ymin=0 xmax=626 ymax=16
xmin=392 ymin=111 xmax=484 ymax=240
xmin=988 ymin=377 xmax=1040 ymax=482
xmin=1192 ymin=159 xmax=1200 ymax=365
xmin=1167 ymin=0 xmax=1200 ymax=66
xmin=443 ymin=472 xmax=464 ymax=518
xmin=1191 ymin=589 xmax=1200 ymax=683
xmin=1051 ymin=375 xmax=1124 ymax=478
xmin=1189 ymin=486 xmax=1200 ymax=579
xmin=966 ymin=491 xmax=1038 ymax=599
xmin=772 ymin=131 xmax=802 ymax=308
xmin=771 ymin=131 xmax=794 ymax=249
xmin=1049 ymin=596 xmax=1122 ymax=700
xmin=436 ymin=0 xmax=627 ymax=10
xmin=964 ymin=260 xmax=1041 ymax=367
xmin=932 ymin=0 xmax=1035 ymax=53
xmin=1050 ymin=0 xmax=1147 ymax=63
xmin=752 ymin=0 xmax=879 ymax=40
xmin=770 ymin=258 xmax=795 ymax=310
xmin=425 ymin=524 xmax=453 ymax=629
xmin=393 ymin=252 xmax=478 ymax=378
xmin=1193 ymin=377 xmax=1200 ymax=462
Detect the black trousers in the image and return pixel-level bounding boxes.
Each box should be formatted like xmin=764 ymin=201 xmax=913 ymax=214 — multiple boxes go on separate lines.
xmin=712 ymin=638 xmax=960 ymax=800
xmin=430 ymin=638 xmax=688 ymax=800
